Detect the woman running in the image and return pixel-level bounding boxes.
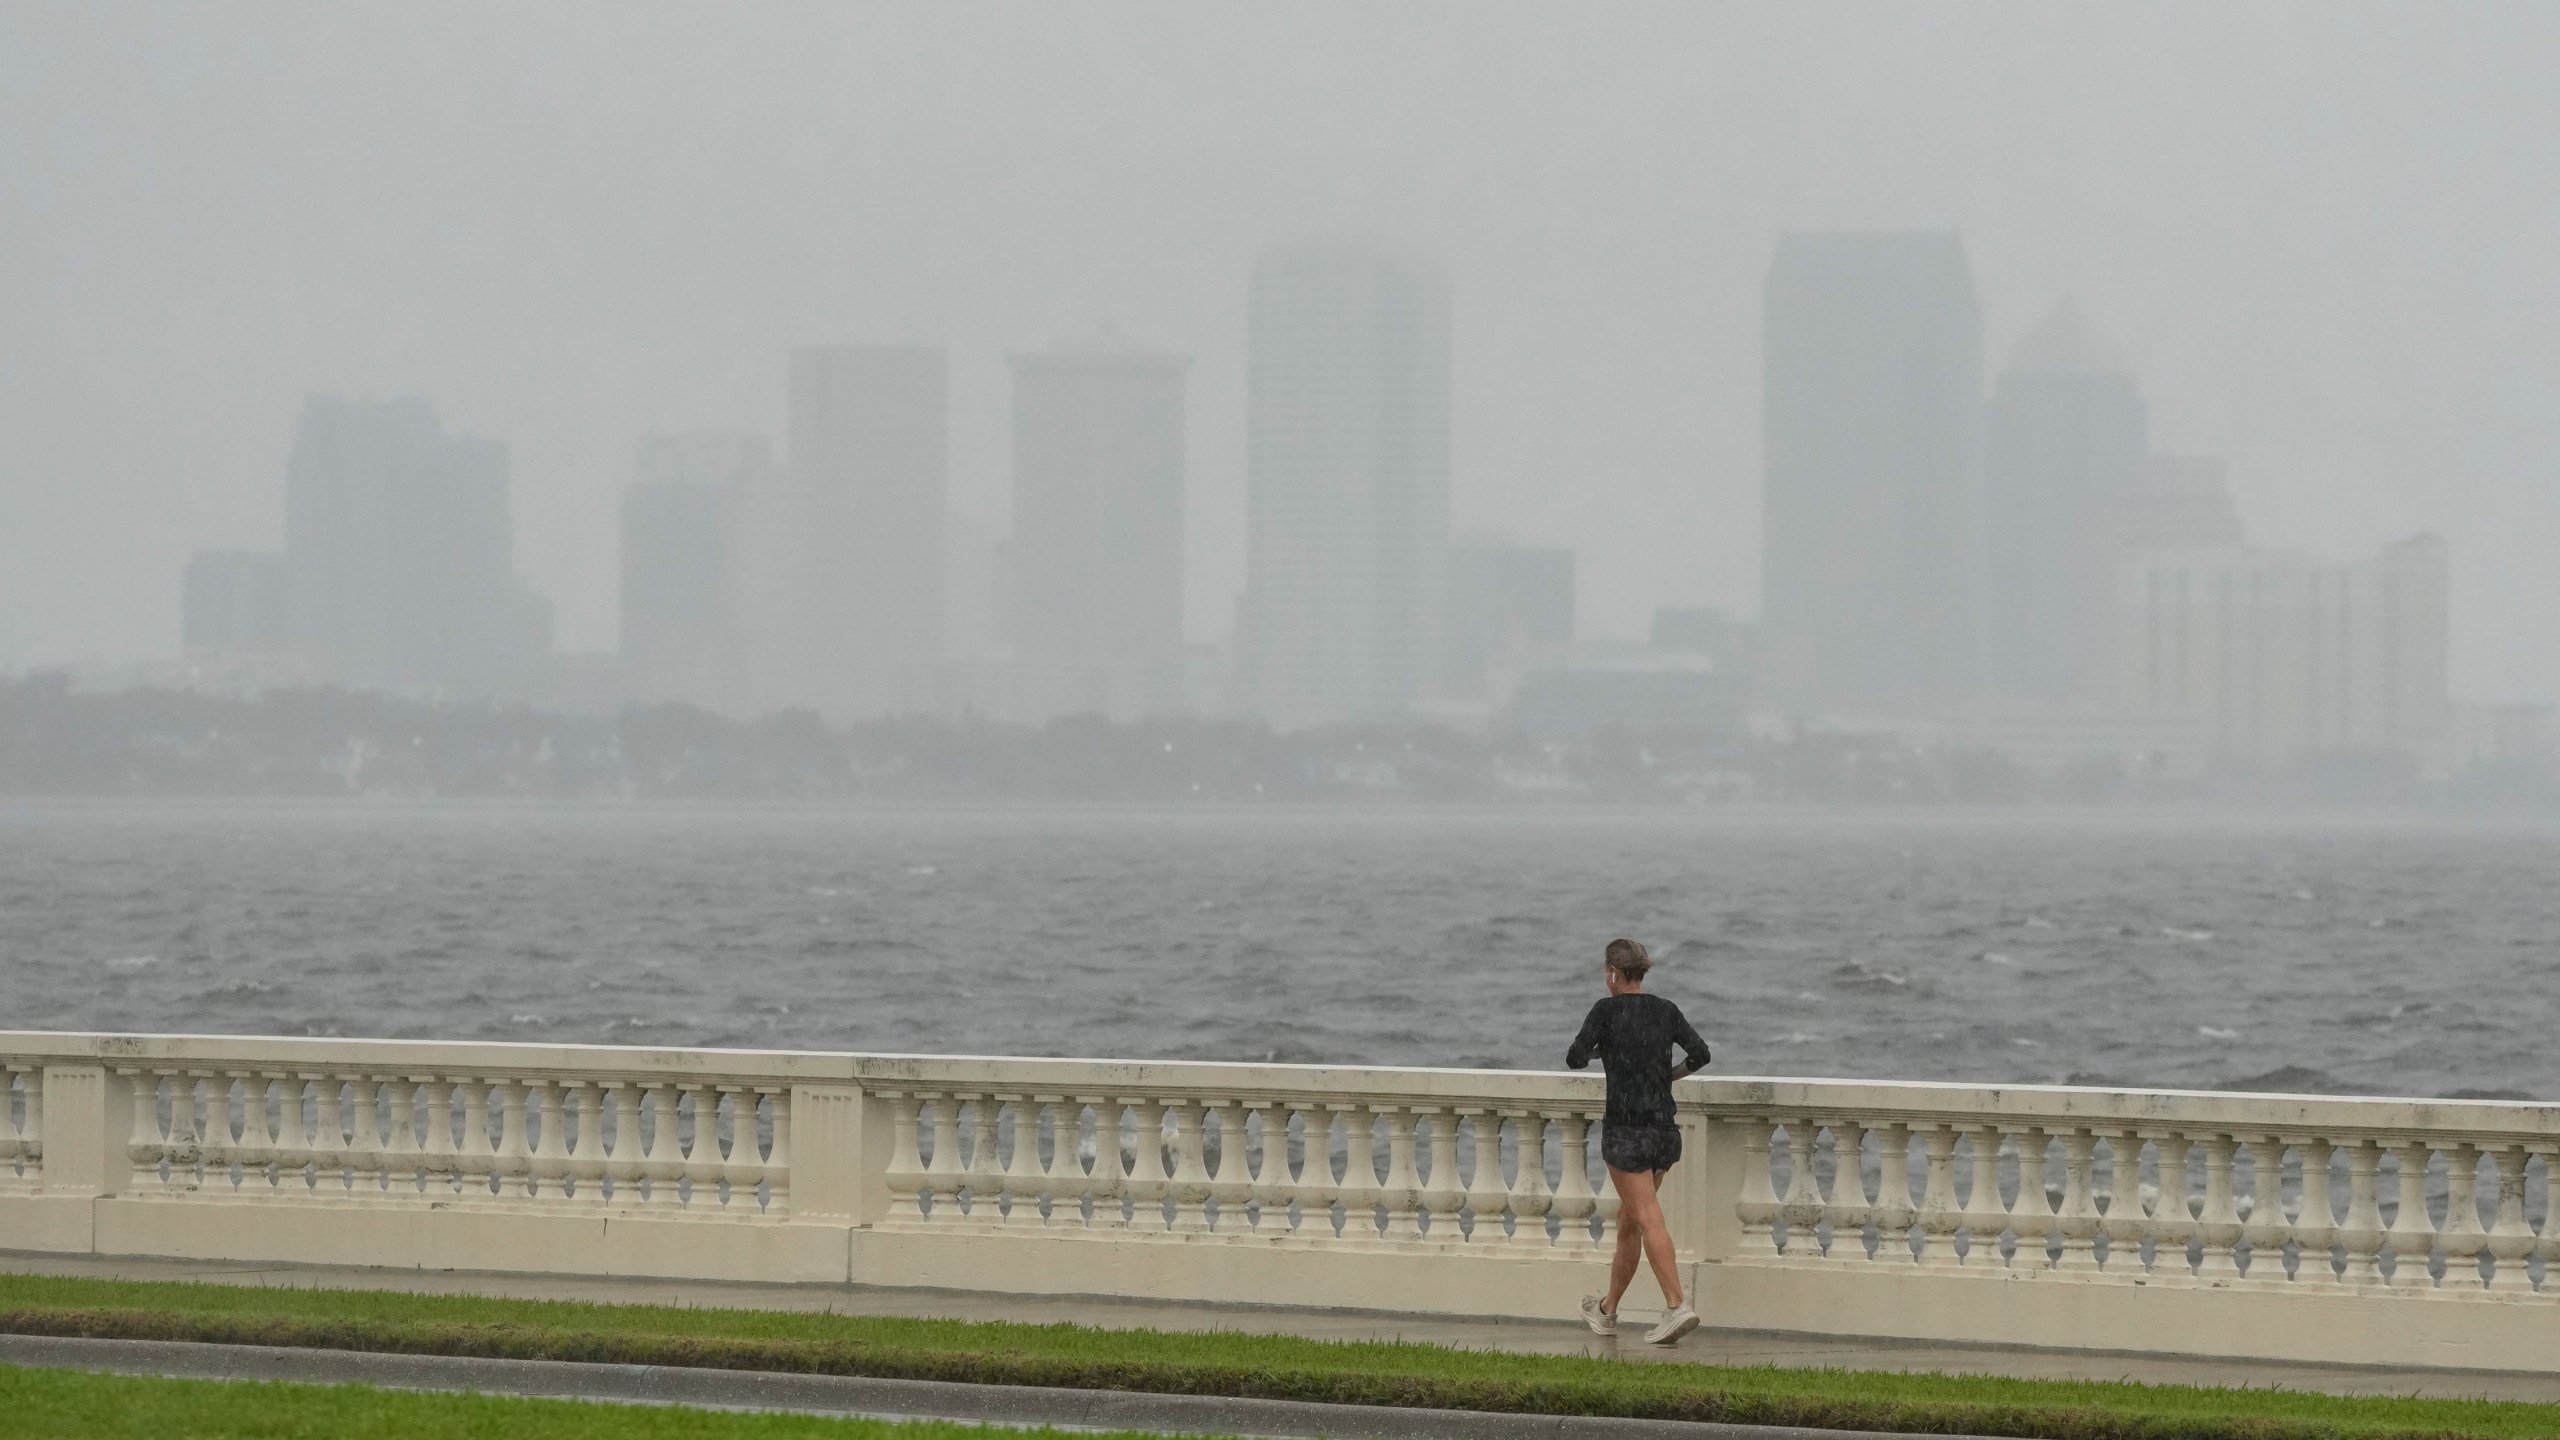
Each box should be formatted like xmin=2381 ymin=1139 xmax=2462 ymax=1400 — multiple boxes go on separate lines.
xmin=1565 ymin=937 xmax=1709 ymax=1345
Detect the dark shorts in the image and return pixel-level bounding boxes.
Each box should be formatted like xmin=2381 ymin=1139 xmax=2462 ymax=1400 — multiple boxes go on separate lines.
xmin=1601 ymin=1123 xmax=1682 ymax=1175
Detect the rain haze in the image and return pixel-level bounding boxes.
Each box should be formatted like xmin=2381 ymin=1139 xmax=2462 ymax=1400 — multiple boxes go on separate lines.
xmin=3 ymin=5 xmax=2559 ymax=1096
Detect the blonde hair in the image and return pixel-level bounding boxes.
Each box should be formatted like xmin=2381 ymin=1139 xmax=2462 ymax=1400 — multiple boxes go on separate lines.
xmin=1604 ymin=937 xmax=1652 ymax=982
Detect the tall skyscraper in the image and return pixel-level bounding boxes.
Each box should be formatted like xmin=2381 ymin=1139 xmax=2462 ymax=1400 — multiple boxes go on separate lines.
xmin=1982 ymin=301 xmax=2150 ymax=698
xmin=1008 ymin=335 xmax=1187 ymax=694
xmin=1760 ymin=232 xmax=1985 ymax=711
xmin=1241 ymin=241 xmax=1452 ymax=724
xmin=283 ymin=396 xmax=547 ymax=695
xmin=757 ymin=345 xmax=948 ymax=718
xmin=621 ymin=433 xmax=768 ymax=708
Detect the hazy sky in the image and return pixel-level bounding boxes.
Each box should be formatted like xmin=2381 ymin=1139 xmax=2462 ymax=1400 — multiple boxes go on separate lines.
xmin=5 ymin=3 xmax=2554 ymax=697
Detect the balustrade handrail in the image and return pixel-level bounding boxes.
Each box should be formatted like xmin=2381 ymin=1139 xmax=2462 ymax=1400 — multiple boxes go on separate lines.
xmin=5 ymin=1032 xmax=2555 ymax=1136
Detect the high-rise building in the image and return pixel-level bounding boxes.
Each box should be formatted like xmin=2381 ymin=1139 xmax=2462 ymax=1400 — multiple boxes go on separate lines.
xmin=1446 ymin=535 xmax=1574 ymax=694
xmin=2111 ymin=455 xmax=2248 ymax=554
xmin=1760 ymin=231 xmax=1985 ymax=711
xmin=1982 ymin=301 xmax=2150 ymax=699
xmin=621 ymin=433 xmax=767 ymax=708
xmin=1241 ymin=241 xmax=1452 ymax=725
xmin=283 ymin=396 xmax=547 ymax=695
xmin=1008 ymin=335 xmax=1187 ymax=709
xmin=2118 ymin=534 xmax=2449 ymax=762
xmin=755 ymin=345 xmax=948 ymax=718
xmin=182 ymin=550 xmax=291 ymax=651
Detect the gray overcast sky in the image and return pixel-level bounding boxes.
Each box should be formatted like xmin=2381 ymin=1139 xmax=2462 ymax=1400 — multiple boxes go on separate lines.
xmin=4 ymin=2 xmax=2554 ymax=697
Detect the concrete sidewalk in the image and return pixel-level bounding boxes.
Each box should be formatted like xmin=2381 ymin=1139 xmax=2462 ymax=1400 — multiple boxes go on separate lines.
xmin=6 ymin=1251 xmax=2558 ymax=1404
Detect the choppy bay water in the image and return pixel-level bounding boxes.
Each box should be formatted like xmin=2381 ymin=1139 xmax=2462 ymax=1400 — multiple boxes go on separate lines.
xmin=2 ymin=802 xmax=2554 ymax=1100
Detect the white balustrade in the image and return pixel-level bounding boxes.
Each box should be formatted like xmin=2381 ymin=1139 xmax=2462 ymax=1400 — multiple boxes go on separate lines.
xmin=7 ymin=1032 xmax=2560 ymax=1372
xmin=103 ymin=1060 xmax=782 ymax=1215
xmin=1725 ymin=1095 xmax=2560 ymax=1294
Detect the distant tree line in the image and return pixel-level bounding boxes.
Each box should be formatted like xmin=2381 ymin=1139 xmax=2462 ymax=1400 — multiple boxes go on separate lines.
xmin=0 ymin=673 xmax=2544 ymax=809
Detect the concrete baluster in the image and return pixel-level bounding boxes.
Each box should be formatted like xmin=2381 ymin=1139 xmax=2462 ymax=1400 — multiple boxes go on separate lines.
xmin=1915 ymin=1125 xmax=1961 ymax=1269
xmin=1122 ymin=1099 xmax=1169 ymax=1231
xmin=524 ymin=1080 xmax=567 ymax=1200
xmin=643 ymin=1084 xmax=685 ymax=1206
xmin=2438 ymin=1144 xmax=2487 ymax=1291
xmin=2195 ymin=1134 xmax=2244 ymax=1282
xmin=272 ymin=1076 xmax=311 ymax=1187
xmin=417 ymin=1079 xmax=456 ymax=1196
xmin=1507 ymin=1112 xmax=1552 ymax=1249
xmin=2008 ymin=1127 xmax=2055 ymax=1269
xmin=2239 ymin=1138 xmax=2291 ymax=1283
xmin=756 ymin=1089 xmax=789 ymax=1214
xmin=1873 ymin=1123 xmax=1918 ymax=1264
xmin=1083 ymin=1098 xmax=1129 ymax=1229
xmin=168 ymin=1074 xmax=207 ymax=1192
xmin=251 ymin=1074 xmax=292 ymax=1192
xmin=683 ymin=1086 xmax=730 ymax=1207
xmin=124 ymin=1073 xmax=165 ymax=1192
xmin=1956 ymin=1125 xmax=2007 ymax=1266
xmin=1168 ymin=1099 xmax=1214 ymax=1234
xmin=1264 ymin=1096 xmax=1320 ymax=1235
xmin=458 ymin=1079 xmax=496 ymax=1198
xmin=1734 ymin=1119 xmax=1780 ymax=1256
xmin=1326 ymin=1105 xmax=1375 ymax=1242
xmin=309 ymin=1076 xmax=346 ymax=1195
xmin=880 ymin=1091 xmax=927 ymax=1224
xmin=1457 ymin=1110 xmax=1510 ymax=1245
xmin=1832 ymin=1122 xmax=1877 ymax=1259
xmin=15 ymin=1070 xmax=38 ymax=1179
xmin=495 ymin=1081 xmax=535 ymax=1201
xmin=2385 ymin=1141 xmax=2439 ymax=1290
xmin=2290 ymin=1138 xmax=2335 ymax=1283
xmin=2485 ymin=1145 xmax=2536 ymax=1293
xmin=2098 ymin=1133 xmax=2150 ymax=1274
xmin=1549 ymin=1111 xmax=1597 ymax=1249
xmin=603 ymin=1084 xmax=643 ymax=1206
xmin=2338 ymin=1140 xmax=2388 ymax=1286
xmin=2534 ymin=1148 xmax=2560 ymax=1296
xmin=1031 ymin=1097 xmax=1076 ymax=1227
xmin=1590 ymin=1108 xmax=1623 ymax=1242
xmin=195 ymin=1065 xmax=239 ymax=1188
xmin=1001 ymin=1097 xmax=1048 ymax=1226
xmin=721 ymin=1086 xmax=768 ymax=1199
xmin=1378 ymin=1107 xmax=1426 ymax=1241
xmin=568 ymin=1082 xmax=609 ymax=1205
xmin=1207 ymin=1101 xmax=1252 ymax=1233
xmin=913 ymin=1092 xmax=959 ymax=1218
xmin=1772 ymin=1121 xmax=1820 ymax=1256
xmin=346 ymin=1078 xmax=381 ymax=1196
xmin=962 ymin=1091 xmax=998 ymax=1214
xmin=1420 ymin=1109 xmax=1463 ymax=1243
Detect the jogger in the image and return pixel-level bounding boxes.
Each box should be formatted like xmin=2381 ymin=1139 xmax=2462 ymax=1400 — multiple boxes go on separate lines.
xmin=1565 ymin=937 xmax=1709 ymax=1345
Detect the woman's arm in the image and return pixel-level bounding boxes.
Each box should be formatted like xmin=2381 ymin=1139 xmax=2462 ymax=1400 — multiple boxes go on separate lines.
xmin=1669 ymin=1011 xmax=1711 ymax=1080
xmin=1565 ymin=1000 xmax=1608 ymax=1070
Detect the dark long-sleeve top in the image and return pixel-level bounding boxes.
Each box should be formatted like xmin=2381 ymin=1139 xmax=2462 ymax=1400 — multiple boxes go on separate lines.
xmin=1566 ymin=992 xmax=1710 ymax=1130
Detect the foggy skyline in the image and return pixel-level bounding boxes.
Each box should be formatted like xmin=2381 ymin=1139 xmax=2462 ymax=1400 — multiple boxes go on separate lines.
xmin=6 ymin=4 xmax=2557 ymax=699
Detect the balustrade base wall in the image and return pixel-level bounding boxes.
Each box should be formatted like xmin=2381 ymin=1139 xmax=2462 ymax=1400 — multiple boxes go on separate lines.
xmin=849 ymin=1228 xmax=1638 ymax=1319
xmin=1700 ymin=1258 xmax=2560 ymax=1375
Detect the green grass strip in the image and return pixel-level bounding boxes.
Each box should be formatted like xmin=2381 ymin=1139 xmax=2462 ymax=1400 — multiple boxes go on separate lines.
xmin=1 ymin=1272 xmax=2555 ymax=1440
xmin=0 ymin=1363 xmax=1201 ymax=1439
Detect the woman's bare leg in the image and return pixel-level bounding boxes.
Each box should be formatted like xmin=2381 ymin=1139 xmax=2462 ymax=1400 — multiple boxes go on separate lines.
xmin=1605 ymin=1166 xmax=1686 ymax=1310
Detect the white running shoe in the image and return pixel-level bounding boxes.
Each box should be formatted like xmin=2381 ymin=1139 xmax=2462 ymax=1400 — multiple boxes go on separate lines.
xmin=1578 ymin=1294 xmax=1618 ymax=1336
xmin=1644 ymin=1303 xmax=1700 ymax=1346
